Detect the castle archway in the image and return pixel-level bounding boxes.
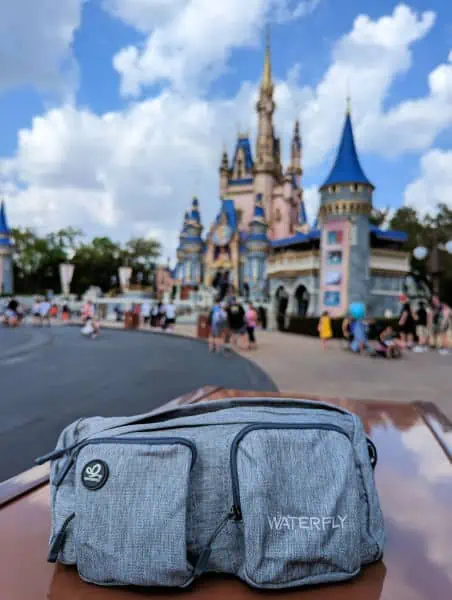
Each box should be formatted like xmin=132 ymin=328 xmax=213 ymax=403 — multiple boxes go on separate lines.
xmin=294 ymin=284 xmax=310 ymax=317
xmin=274 ymin=285 xmax=289 ymax=331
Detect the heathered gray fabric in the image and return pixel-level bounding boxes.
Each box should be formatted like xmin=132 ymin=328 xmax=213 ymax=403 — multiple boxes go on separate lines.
xmin=46 ymin=398 xmax=385 ymax=589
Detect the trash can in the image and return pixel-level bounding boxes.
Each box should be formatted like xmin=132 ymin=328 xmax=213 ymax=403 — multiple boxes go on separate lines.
xmin=197 ymin=314 xmax=210 ymax=339
xmin=124 ymin=311 xmax=139 ymax=330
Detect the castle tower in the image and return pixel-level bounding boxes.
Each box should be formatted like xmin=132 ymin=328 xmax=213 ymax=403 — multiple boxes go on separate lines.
xmin=318 ymin=99 xmax=374 ymax=316
xmin=219 ymin=145 xmax=229 ymax=198
xmin=254 ymin=28 xmax=279 ymax=222
xmin=180 ymin=197 xmax=204 ymax=286
xmin=0 ymin=201 xmax=13 ymax=295
xmin=245 ymin=194 xmax=270 ymax=302
xmin=288 ymin=120 xmax=302 ymax=185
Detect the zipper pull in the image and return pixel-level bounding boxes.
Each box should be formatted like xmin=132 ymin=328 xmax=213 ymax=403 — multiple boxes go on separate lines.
xmin=35 ymin=447 xmax=68 ymax=465
xmin=48 ymin=513 xmax=75 ymax=563
xmin=229 ymin=505 xmax=242 ymax=521
xmin=193 ymin=510 xmax=236 ymax=577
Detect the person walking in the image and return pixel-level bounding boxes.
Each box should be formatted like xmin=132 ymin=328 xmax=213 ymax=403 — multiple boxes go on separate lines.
xmin=398 ymin=297 xmax=415 ymax=349
xmin=245 ymin=302 xmax=258 ymax=350
xmin=164 ymin=300 xmax=176 ymax=332
xmin=318 ymin=310 xmax=333 ymax=350
xmin=40 ymin=297 xmax=51 ymax=327
xmin=141 ymin=300 xmax=151 ymax=326
xmin=32 ymin=297 xmax=42 ymax=326
xmin=208 ymin=298 xmax=227 ymax=352
xmin=226 ymin=297 xmax=246 ymax=349
xmin=414 ymin=301 xmax=428 ymax=352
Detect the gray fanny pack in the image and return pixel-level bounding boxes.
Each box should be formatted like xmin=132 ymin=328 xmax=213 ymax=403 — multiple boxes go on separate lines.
xmin=37 ymin=397 xmax=384 ymax=590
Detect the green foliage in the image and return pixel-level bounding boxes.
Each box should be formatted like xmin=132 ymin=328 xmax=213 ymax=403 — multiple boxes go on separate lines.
xmin=389 ymin=203 xmax=452 ymax=304
xmin=11 ymin=227 xmax=161 ymax=297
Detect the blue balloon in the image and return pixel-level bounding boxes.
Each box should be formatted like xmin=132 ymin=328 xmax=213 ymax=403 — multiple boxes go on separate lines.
xmin=349 ymin=302 xmax=365 ymax=320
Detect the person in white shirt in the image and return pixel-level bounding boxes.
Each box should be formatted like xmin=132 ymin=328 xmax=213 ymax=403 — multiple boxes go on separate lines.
xmin=32 ymin=298 xmax=42 ymax=326
xmin=40 ymin=299 xmax=51 ymax=327
xmin=141 ymin=300 xmax=151 ymax=326
xmin=164 ymin=301 xmax=176 ymax=332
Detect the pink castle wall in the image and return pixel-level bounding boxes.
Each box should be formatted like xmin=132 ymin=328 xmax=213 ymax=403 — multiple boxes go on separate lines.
xmin=228 ymin=189 xmax=255 ymax=232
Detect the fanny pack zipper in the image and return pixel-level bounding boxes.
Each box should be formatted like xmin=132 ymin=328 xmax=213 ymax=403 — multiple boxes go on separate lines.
xmin=229 ymin=422 xmax=350 ymax=521
xmin=52 ymin=436 xmax=197 ymax=488
xmin=36 ymin=400 xmax=351 ymax=466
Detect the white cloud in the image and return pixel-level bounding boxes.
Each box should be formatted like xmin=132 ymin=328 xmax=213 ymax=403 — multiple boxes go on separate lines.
xmin=0 ymin=0 xmax=83 ymax=94
xmin=2 ymin=3 xmax=452 ymax=262
xmin=404 ymin=149 xmax=452 ymax=216
xmin=108 ymin=0 xmax=323 ymax=96
xmin=303 ymin=186 xmax=320 ymax=224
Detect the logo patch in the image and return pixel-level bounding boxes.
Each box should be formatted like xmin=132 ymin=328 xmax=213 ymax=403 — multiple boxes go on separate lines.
xmin=81 ymin=460 xmax=109 ymax=490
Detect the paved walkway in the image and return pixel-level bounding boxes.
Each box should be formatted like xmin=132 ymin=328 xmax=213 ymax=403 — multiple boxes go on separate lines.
xmin=0 ymin=326 xmax=274 ymax=481
xmin=126 ymin=322 xmax=452 ymax=420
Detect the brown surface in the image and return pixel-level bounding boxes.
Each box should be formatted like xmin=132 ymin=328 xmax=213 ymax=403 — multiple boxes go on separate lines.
xmin=1 ymin=388 xmax=452 ymax=600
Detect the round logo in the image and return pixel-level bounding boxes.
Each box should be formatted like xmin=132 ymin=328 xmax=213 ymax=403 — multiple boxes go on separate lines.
xmin=81 ymin=459 xmax=109 ymax=490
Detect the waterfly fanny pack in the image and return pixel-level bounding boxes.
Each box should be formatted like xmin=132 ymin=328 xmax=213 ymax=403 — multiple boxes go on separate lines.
xmin=37 ymin=397 xmax=385 ymax=590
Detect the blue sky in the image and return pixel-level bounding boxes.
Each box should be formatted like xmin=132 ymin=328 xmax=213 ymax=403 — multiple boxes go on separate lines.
xmin=0 ymin=0 xmax=451 ymax=258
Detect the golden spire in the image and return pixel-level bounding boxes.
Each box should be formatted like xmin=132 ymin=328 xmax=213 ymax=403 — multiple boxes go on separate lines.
xmin=261 ymin=25 xmax=273 ymax=92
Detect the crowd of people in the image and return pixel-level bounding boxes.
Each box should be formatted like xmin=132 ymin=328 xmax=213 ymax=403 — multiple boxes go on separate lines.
xmin=318 ymin=294 xmax=452 ymax=358
xmin=207 ymin=295 xmax=264 ymax=353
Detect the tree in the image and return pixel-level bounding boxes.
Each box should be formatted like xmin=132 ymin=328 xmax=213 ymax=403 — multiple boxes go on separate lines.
xmin=369 ymin=207 xmax=390 ymax=228
xmin=11 ymin=228 xmax=161 ymax=297
xmin=389 ymin=203 xmax=452 ymax=305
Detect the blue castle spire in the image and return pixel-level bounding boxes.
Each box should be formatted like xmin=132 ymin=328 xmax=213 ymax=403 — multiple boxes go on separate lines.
xmin=321 ymin=106 xmax=373 ymax=189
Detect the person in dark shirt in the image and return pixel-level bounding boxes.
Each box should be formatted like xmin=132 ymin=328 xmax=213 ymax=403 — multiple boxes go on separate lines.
xmin=227 ymin=298 xmax=246 ymax=349
xmin=414 ymin=302 xmax=428 ymax=352
xmin=398 ymin=299 xmax=415 ymax=349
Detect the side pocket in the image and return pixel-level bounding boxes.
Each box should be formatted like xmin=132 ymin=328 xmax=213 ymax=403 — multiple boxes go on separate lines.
xmin=74 ymin=437 xmax=196 ymax=587
xmin=233 ymin=425 xmax=362 ymax=588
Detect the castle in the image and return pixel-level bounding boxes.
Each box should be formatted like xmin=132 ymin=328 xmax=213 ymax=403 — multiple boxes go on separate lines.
xmin=0 ymin=201 xmax=13 ymax=295
xmin=175 ymin=33 xmax=411 ymax=318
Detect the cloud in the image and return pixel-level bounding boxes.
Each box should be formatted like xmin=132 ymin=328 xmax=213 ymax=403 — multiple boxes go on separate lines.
xmin=2 ymin=4 xmax=452 ymax=261
xmin=108 ymin=0 xmax=322 ymax=96
xmin=404 ymin=149 xmax=452 ymax=216
xmin=0 ymin=0 xmax=83 ymax=94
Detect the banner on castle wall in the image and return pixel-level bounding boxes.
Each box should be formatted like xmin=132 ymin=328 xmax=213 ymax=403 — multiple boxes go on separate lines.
xmin=320 ymin=219 xmax=351 ymax=317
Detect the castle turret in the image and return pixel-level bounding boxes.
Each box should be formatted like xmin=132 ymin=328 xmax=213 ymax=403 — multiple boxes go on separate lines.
xmin=245 ymin=194 xmax=270 ymax=302
xmin=318 ymin=100 xmax=374 ymax=315
xmin=179 ymin=197 xmax=204 ymax=287
xmin=219 ymin=146 xmax=229 ymax=197
xmin=254 ymin=28 xmax=279 ymax=222
xmin=288 ymin=120 xmax=302 ymax=184
xmin=0 ymin=201 xmax=13 ymax=295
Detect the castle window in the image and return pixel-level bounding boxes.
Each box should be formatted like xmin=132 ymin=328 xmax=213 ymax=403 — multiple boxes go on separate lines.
xmin=331 ymin=185 xmax=336 ymax=193
xmin=274 ymin=208 xmax=282 ymax=222
xmin=236 ymin=208 xmax=243 ymax=224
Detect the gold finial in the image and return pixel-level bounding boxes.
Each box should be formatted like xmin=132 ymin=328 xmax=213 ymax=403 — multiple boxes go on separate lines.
xmin=261 ymin=25 xmax=273 ymax=92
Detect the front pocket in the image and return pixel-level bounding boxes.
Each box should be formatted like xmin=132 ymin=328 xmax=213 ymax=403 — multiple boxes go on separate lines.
xmin=74 ymin=437 xmax=196 ymax=587
xmin=231 ymin=424 xmax=361 ymax=588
